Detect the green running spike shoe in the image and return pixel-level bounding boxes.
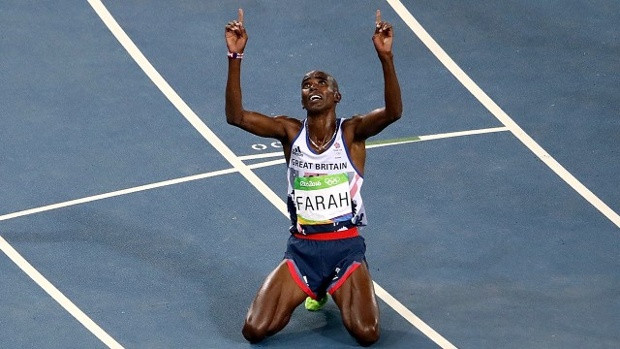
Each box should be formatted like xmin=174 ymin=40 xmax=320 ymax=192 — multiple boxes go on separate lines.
xmin=305 ymin=295 xmax=328 ymax=311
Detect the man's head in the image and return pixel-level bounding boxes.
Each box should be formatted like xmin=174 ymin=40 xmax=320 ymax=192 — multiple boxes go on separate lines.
xmin=301 ymin=70 xmax=341 ymax=111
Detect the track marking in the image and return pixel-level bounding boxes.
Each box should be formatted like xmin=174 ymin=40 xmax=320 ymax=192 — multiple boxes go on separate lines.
xmin=387 ymin=0 xmax=620 ymax=229
xmin=0 ymin=160 xmax=282 ymax=223
xmin=240 ymin=126 xmax=509 ymax=160
xmin=0 ymin=127 xmax=505 ymax=222
xmin=0 ymin=236 xmax=125 ymax=349
xmin=0 ymin=168 xmax=237 ymax=222
xmin=87 ymin=0 xmax=287 ymax=215
xmin=374 ymin=283 xmax=457 ymax=349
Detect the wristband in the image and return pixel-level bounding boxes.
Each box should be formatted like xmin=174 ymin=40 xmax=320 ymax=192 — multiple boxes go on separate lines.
xmin=227 ymin=52 xmax=244 ymax=59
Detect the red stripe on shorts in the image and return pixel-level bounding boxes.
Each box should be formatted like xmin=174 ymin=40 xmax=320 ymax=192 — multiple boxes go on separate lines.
xmin=293 ymin=227 xmax=359 ymax=241
xmin=327 ymin=261 xmax=362 ymax=295
xmin=285 ymin=259 xmax=316 ymax=299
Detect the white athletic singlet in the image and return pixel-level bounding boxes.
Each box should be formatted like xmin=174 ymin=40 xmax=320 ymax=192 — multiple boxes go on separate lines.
xmin=287 ymin=118 xmax=366 ymax=234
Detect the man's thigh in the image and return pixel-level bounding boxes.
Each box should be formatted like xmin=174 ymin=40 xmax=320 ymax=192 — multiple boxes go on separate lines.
xmin=332 ymin=262 xmax=379 ymax=321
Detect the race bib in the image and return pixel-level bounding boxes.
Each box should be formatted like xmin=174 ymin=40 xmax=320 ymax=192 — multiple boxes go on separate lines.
xmin=293 ymin=173 xmax=351 ymax=225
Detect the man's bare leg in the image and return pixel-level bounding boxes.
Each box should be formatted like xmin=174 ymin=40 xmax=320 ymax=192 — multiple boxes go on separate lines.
xmin=332 ymin=262 xmax=380 ymax=346
xmin=242 ymin=260 xmax=308 ymax=343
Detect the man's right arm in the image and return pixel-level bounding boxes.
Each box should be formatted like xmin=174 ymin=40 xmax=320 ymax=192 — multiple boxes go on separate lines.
xmin=224 ymin=9 xmax=295 ymax=141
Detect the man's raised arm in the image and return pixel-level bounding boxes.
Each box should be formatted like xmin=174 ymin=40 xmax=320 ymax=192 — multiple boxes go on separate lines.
xmin=224 ymin=9 xmax=292 ymax=140
xmin=351 ymin=10 xmax=403 ymax=140
xmin=224 ymin=9 xmax=248 ymax=126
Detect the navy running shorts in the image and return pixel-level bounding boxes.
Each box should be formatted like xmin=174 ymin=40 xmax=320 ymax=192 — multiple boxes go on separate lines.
xmin=284 ymin=230 xmax=367 ymax=300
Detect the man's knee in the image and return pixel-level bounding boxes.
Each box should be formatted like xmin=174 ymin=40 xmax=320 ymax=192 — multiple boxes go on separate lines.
xmin=242 ymin=309 xmax=295 ymax=343
xmin=351 ymin=322 xmax=380 ymax=347
xmin=241 ymin=320 xmax=268 ymax=344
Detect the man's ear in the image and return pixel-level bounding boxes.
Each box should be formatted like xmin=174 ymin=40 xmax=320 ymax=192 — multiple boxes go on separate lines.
xmin=334 ymin=91 xmax=342 ymax=103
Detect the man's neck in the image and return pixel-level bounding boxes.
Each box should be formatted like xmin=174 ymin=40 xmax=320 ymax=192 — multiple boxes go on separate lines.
xmin=307 ymin=112 xmax=336 ymax=135
xmin=306 ymin=112 xmax=338 ymax=153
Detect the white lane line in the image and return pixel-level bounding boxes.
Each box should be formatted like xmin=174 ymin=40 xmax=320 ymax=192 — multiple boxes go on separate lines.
xmin=238 ymin=152 xmax=285 ymax=161
xmin=374 ymin=283 xmax=457 ymax=349
xmin=370 ymin=126 xmax=509 ymax=148
xmin=1 ymin=124 xmax=507 ymax=223
xmin=87 ymin=0 xmax=287 ymax=215
xmin=387 ymin=0 xmax=620 ymax=228
xmin=0 ymin=168 xmax=238 ymax=222
xmin=0 ymin=126 xmax=505 ymax=222
xmin=417 ymin=126 xmax=508 ymax=141
xmin=0 ymin=236 xmax=125 ymax=349
xmin=0 ymin=127 xmax=508 ymax=222
xmin=239 ymin=126 xmax=510 ymax=160
xmin=87 ymin=0 xmax=454 ymax=345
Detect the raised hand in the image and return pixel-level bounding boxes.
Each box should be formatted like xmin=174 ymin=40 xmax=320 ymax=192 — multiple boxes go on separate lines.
xmin=372 ymin=10 xmax=394 ymax=56
xmin=225 ymin=9 xmax=247 ymax=54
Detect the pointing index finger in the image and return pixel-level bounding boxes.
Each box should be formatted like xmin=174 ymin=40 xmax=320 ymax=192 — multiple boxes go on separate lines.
xmin=238 ymin=8 xmax=244 ymax=24
xmin=376 ymin=9 xmax=381 ymax=24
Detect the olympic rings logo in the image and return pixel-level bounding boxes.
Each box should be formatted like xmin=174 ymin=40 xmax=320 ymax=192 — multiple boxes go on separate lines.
xmin=324 ymin=177 xmax=341 ymax=186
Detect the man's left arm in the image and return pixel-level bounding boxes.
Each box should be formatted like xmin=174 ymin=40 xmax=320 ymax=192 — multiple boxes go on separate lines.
xmin=351 ymin=10 xmax=403 ymax=141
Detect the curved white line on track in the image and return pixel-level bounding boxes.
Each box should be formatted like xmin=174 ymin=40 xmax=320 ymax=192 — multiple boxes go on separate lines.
xmin=86 ymin=0 xmax=286 ymax=216
xmin=374 ymin=283 xmax=457 ymax=349
xmin=387 ymin=0 xmax=620 ymax=229
xmin=0 ymin=236 xmax=125 ymax=349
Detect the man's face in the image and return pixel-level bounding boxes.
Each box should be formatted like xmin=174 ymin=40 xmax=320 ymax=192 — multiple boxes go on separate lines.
xmin=301 ymin=71 xmax=341 ymax=111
